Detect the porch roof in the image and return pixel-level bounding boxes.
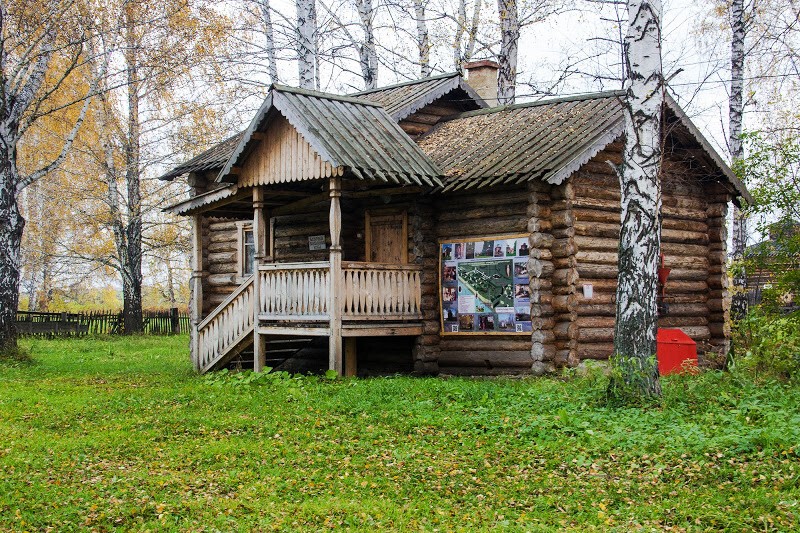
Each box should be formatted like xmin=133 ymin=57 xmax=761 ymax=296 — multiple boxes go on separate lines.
xmin=216 ymin=85 xmax=443 ymax=187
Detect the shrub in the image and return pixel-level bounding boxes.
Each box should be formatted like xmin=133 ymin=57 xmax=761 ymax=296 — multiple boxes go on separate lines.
xmin=734 ymin=309 xmax=800 ymax=382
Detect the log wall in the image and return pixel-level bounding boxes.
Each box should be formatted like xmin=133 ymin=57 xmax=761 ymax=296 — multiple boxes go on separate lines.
xmin=434 ymin=186 xmax=534 ymax=375
xmin=570 ymin=143 xmax=731 ymax=361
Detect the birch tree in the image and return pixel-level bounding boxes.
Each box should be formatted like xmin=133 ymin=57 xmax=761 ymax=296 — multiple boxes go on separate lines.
xmin=297 ymin=0 xmax=318 ymax=88
xmin=0 ymin=0 xmax=97 ymax=352
xmin=497 ymin=0 xmax=520 ymax=103
xmin=413 ymin=0 xmax=432 ymax=77
xmin=608 ymin=0 xmax=664 ymax=403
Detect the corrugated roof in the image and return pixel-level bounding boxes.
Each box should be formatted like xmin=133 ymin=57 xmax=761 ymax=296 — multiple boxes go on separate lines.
xmin=351 ymin=73 xmax=486 ymax=120
xmin=419 ymin=91 xmax=626 ymax=191
xmin=159 ymin=132 xmax=244 ymax=180
xmin=217 ymin=85 xmax=442 ymax=187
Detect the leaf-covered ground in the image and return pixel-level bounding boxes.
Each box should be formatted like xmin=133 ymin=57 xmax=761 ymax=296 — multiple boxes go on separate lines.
xmin=0 ymin=335 xmax=798 ymax=531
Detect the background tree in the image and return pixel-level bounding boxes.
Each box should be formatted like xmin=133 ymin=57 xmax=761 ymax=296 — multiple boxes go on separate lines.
xmin=0 ymin=0 xmax=97 ymax=351
xmin=608 ymin=0 xmax=664 ymax=403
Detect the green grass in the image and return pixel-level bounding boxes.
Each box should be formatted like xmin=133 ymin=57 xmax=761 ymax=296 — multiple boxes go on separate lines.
xmin=1 ymin=335 xmax=798 ymax=531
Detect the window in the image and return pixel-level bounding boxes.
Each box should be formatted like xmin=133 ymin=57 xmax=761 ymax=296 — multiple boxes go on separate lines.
xmin=239 ymin=223 xmax=255 ymax=277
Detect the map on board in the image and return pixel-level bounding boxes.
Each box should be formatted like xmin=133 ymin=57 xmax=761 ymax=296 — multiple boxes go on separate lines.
xmin=440 ymin=235 xmax=532 ymax=334
xmin=458 ymin=260 xmax=514 ymax=309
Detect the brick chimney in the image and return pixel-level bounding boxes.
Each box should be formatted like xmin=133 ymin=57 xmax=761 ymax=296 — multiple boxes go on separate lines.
xmin=463 ymin=60 xmax=500 ymax=105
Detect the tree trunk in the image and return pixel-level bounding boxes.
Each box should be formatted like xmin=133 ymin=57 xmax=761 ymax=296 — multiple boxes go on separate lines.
xmin=729 ymin=0 xmax=748 ymax=320
xmin=0 ymin=159 xmax=24 ymax=352
xmin=123 ymin=7 xmax=144 ymax=333
xmin=356 ymin=0 xmax=378 ymax=89
xmin=497 ymin=0 xmax=519 ymax=104
xmin=413 ymin=0 xmax=431 ymax=77
xmin=454 ymin=0 xmax=467 ymax=69
xmin=465 ymin=0 xmax=481 ymax=62
xmin=608 ymin=0 xmax=664 ymax=404
xmin=259 ymin=0 xmax=280 ymax=83
xmin=297 ymin=0 xmax=317 ymax=89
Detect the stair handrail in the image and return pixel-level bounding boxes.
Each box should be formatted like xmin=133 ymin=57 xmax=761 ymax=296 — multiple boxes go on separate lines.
xmin=197 ymin=275 xmax=254 ymax=332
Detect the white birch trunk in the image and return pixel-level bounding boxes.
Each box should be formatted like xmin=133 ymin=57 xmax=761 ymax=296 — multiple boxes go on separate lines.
xmin=729 ymin=0 xmax=748 ymax=319
xmin=258 ymin=0 xmax=280 ymax=83
xmin=356 ymin=0 xmax=378 ymax=89
xmin=497 ymin=0 xmax=519 ymax=104
xmin=454 ymin=0 xmax=467 ymax=69
xmin=465 ymin=0 xmax=481 ymax=62
xmin=297 ymin=0 xmax=317 ymax=89
xmin=609 ymin=0 xmax=664 ymax=402
xmin=413 ymin=0 xmax=431 ymax=77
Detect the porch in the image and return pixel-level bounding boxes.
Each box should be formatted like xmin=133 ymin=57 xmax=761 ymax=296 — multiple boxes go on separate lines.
xmin=193 ymin=259 xmax=423 ymax=374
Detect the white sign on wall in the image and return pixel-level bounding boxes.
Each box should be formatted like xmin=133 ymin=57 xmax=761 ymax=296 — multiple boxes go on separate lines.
xmin=308 ymin=235 xmax=327 ymax=251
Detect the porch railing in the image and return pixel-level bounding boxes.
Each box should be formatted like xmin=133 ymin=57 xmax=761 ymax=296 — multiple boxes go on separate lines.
xmin=256 ymin=261 xmax=422 ymax=322
xmin=259 ymin=262 xmax=331 ymax=321
xmin=195 ymin=275 xmax=255 ymax=372
xmin=341 ymin=262 xmax=422 ymax=320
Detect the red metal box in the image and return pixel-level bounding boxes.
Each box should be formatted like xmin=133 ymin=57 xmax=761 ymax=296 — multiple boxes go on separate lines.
xmin=656 ymin=328 xmax=698 ymax=375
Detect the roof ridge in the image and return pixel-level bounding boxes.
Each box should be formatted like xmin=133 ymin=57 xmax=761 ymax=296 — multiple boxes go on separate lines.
xmin=271 ymin=84 xmax=382 ymax=107
xmin=349 ymin=72 xmax=460 ymax=96
xmin=445 ymin=90 xmax=626 ymax=120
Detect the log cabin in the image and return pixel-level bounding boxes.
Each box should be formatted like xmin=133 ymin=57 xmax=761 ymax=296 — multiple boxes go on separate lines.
xmin=162 ymin=61 xmax=752 ymax=375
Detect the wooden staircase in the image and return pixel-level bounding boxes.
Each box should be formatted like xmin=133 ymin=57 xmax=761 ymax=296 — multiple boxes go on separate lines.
xmin=194 ymin=276 xmax=256 ymax=373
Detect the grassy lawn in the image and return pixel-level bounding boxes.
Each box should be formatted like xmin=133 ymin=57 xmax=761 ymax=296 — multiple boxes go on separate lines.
xmin=1 ymin=336 xmax=798 ymax=531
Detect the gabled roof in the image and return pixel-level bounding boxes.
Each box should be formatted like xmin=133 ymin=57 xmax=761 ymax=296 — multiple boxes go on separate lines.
xmin=419 ymin=90 xmax=752 ymax=204
xmin=217 ymin=84 xmax=442 ymax=186
xmin=350 ymin=72 xmax=487 ymax=120
xmin=160 ymin=132 xmax=244 ymax=181
xmin=419 ymin=91 xmax=626 ymax=191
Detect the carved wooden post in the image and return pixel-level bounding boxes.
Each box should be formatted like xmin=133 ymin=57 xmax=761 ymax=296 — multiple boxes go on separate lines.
xmin=190 ymin=214 xmax=204 ymax=370
xmin=329 ymin=177 xmax=344 ymax=374
xmin=252 ymin=186 xmax=268 ymax=372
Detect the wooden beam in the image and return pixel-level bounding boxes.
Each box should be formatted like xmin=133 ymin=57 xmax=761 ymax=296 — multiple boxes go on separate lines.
xmin=344 ymin=186 xmax=425 ymax=198
xmin=271 ymin=191 xmax=330 ymax=216
xmin=345 ymin=338 xmax=357 ymax=377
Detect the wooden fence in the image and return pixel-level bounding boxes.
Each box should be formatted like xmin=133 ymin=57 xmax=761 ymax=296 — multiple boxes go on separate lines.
xmin=15 ymin=308 xmax=191 ymax=337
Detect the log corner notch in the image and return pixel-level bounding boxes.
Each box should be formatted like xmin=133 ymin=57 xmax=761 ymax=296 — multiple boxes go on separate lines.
xmin=527 ymin=181 xmax=557 ymax=374
xmin=410 ymin=196 xmax=440 ymax=375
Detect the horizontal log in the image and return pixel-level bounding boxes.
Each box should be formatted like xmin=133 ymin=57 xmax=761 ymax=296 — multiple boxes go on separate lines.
xmin=208 ymin=221 xmax=238 ymax=232
xmin=683 ymin=326 xmax=711 ymax=340
xmin=573 ymin=207 xmax=619 ymax=225
xmin=669 ymin=268 xmax=710 ymax=281
xmin=207 ymin=263 xmax=238 ymax=275
xmin=440 ymin=338 xmax=532 ymax=351
xmin=439 ymin=366 xmax=535 ymax=376
xmin=577 ymin=343 xmax=614 ymax=360
xmin=575 ymin=315 xmax=615 ymax=329
xmin=531 ymin=329 xmax=556 ymax=345
xmin=576 ymin=250 xmax=618 ymax=265
xmin=527 ymin=218 xmax=553 ymax=234
xmin=437 ymin=203 xmax=527 ymax=222
xmin=577 ymin=303 xmax=616 ymax=316
xmin=208 ymin=251 xmax=237 ymax=264
xmin=437 ymin=189 xmax=530 ymax=209
xmin=658 ymin=316 xmax=708 ymax=327
xmin=577 ymin=263 xmax=617 ymax=279
xmin=553 ymin=294 xmax=576 ymax=313
xmin=527 ymin=203 xmax=552 ymax=219
xmin=438 ymin=351 xmax=534 ymax=368
xmin=209 ymin=229 xmax=237 ymax=243
xmin=205 ymin=273 xmax=239 ymax=287
xmin=207 ymin=241 xmax=236 ymax=253
xmin=551 ymin=209 xmax=575 ymax=228
xmin=436 ymin=216 xmax=529 ymax=237
xmin=578 ymin=327 xmax=614 ymax=343
xmin=664 ymin=303 xmax=708 ymax=316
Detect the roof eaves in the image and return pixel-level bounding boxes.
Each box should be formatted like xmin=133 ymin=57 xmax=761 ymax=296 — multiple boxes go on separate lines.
xmin=216 ymin=93 xmax=275 ymax=183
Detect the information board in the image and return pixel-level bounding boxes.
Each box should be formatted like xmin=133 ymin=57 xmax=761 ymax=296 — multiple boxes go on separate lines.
xmin=440 ymin=234 xmax=532 ymax=334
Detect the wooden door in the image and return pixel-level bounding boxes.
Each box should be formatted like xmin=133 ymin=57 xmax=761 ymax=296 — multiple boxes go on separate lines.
xmin=366 ymin=210 xmax=408 ymax=264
